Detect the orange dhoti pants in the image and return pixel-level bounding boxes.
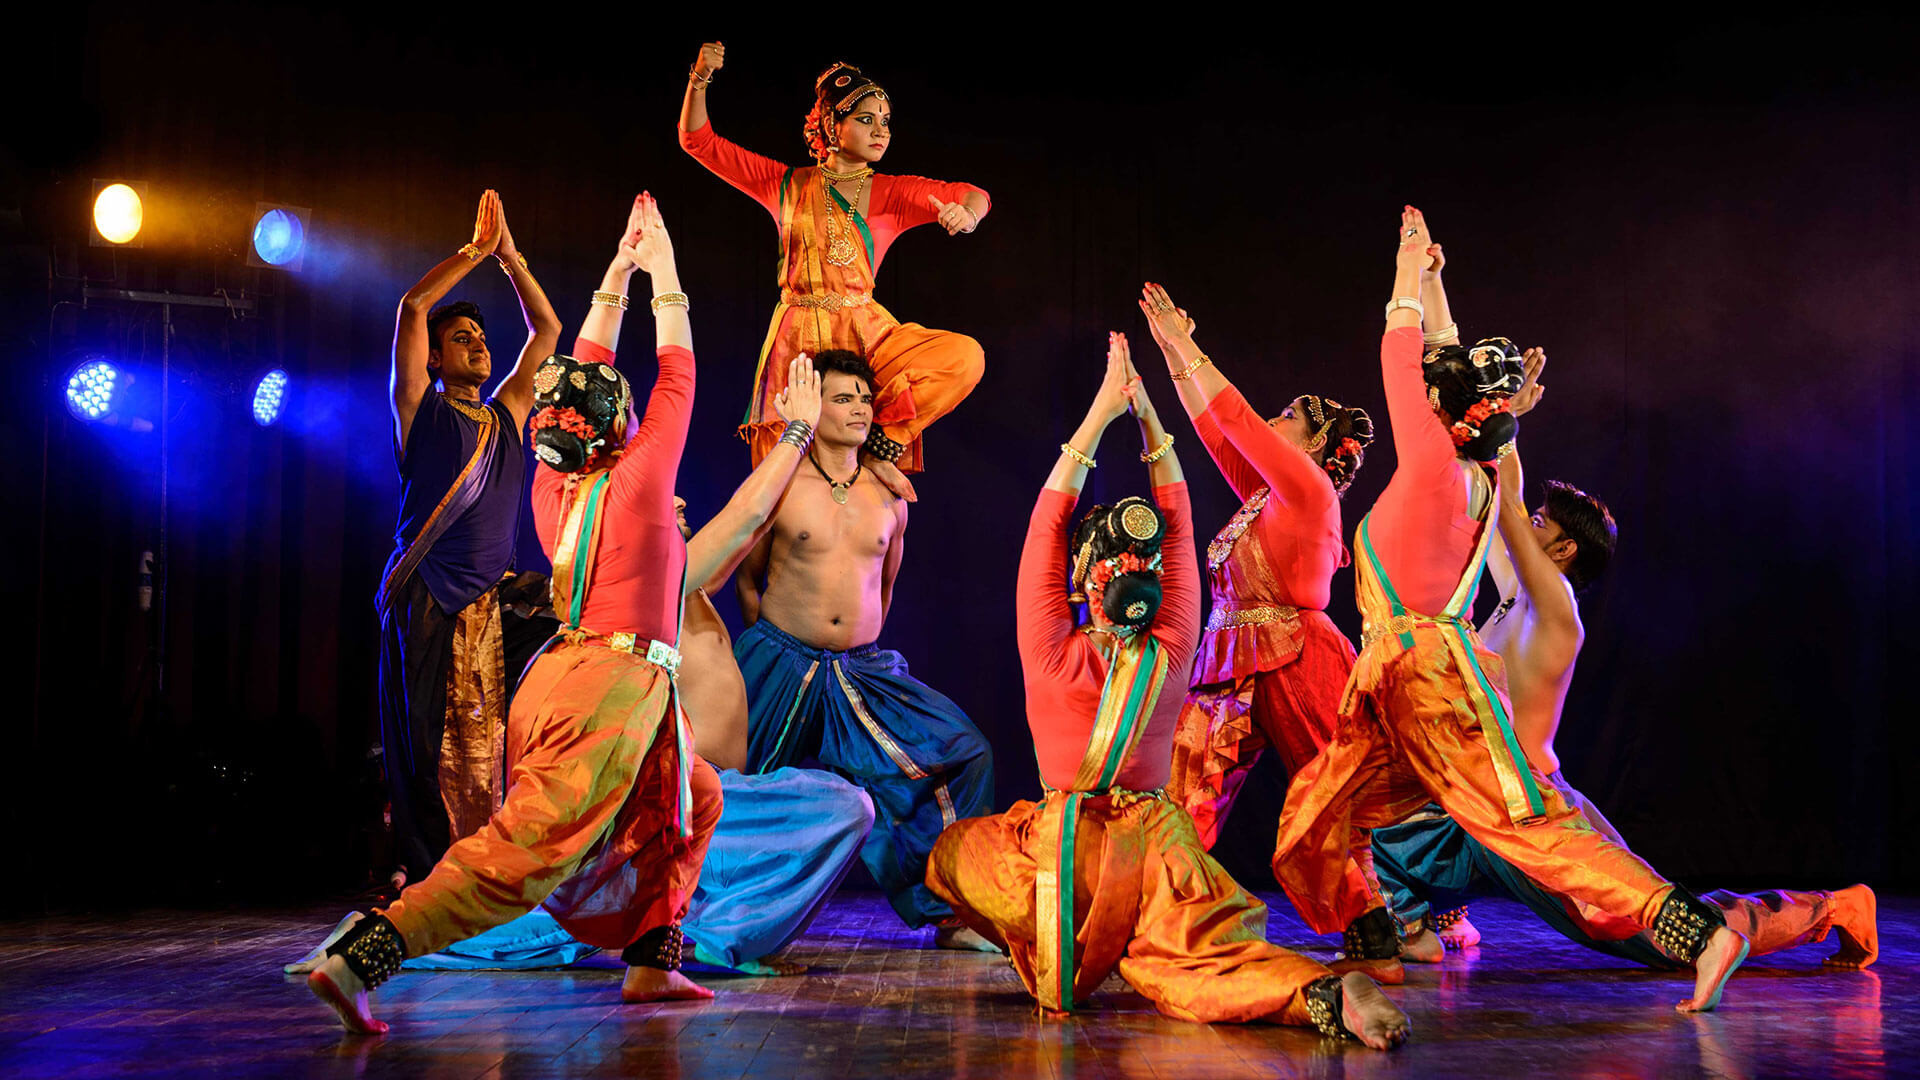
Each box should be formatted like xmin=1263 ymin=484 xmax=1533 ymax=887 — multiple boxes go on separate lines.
xmin=1273 ymin=634 xmax=1675 ymax=937
xmin=928 ymin=791 xmax=1332 ymax=1025
xmin=384 ymin=643 xmax=723 ymax=957
xmin=746 ymin=315 xmax=983 ymax=473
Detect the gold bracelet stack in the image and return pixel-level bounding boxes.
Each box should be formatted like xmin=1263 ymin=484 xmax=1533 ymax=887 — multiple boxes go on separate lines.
xmin=1141 ymin=431 xmax=1175 ymax=463
xmin=650 ymin=291 xmax=690 ymax=313
xmin=1384 ymin=296 xmax=1425 ymax=319
xmin=1170 ymin=353 xmax=1213 ymax=381
xmin=591 ymin=290 xmax=630 ymax=310
xmin=498 ymin=251 xmax=529 ymax=273
xmin=458 ymin=243 xmax=484 ymax=262
xmin=689 ymin=66 xmax=714 ymax=89
xmin=1060 ymin=443 xmax=1097 ymax=469
xmin=1422 ymin=322 xmax=1458 ymax=345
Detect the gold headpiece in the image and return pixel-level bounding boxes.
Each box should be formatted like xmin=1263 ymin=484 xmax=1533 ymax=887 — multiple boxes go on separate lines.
xmin=1119 ymin=503 xmax=1159 ymax=542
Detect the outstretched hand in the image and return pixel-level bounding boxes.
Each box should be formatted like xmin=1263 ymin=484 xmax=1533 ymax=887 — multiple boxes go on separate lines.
xmin=928 ymin=196 xmax=976 ymax=236
xmin=471 ymin=189 xmax=503 ymax=256
xmin=1511 ymin=347 xmax=1547 ymax=416
xmin=1396 ymin=205 xmax=1432 ymax=270
xmin=1091 ymin=332 xmax=1139 ymax=423
xmin=773 ymin=355 xmax=823 ymax=427
xmin=619 ymin=192 xmax=675 ymax=276
xmin=1137 ymin=282 xmax=1197 ymax=356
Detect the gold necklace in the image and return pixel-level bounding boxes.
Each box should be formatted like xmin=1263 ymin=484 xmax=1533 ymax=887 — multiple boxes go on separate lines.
xmin=808 ymin=450 xmax=862 ymax=504
xmin=822 ymin=169 xmax=869 ymax=268
xmin=820 ymin=164 xmax=874 ymax=183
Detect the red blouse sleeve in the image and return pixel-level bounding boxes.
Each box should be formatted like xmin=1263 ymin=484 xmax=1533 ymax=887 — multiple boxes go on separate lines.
xmin=873 ymin=174 xmax=990 ymax=232
xmin=1190 ymin=405 xmax=1265 ymax=503
xmin=610 ymin=345 xmax=695 ymax=505
xmin=1016 ymin=486 xmax=1080 ymax=681
xmin=1203 ymin=385 xmax=1336 ymax=513
xmin=679 ymin=120 xmax=786 ymax=221
xmin=1381 ymin=325 xmax=1455 ymax=484
xmin=1150 ymin=481 xmax=1201 ymax=660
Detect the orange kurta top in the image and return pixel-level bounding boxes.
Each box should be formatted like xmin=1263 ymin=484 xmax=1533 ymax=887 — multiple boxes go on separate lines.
xmin=678 ymin=121 xmax=989 ymax=444
xmin=1190 ymin=386 xmax=1347 ymax=684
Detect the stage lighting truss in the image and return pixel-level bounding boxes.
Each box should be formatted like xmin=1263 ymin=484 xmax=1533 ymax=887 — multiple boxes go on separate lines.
xmin=252 ymin=369 xmax=289 ymax=426
xmin=91 ymin=180 xmax=148 ymax=247
xmin=247 ymin=203 xmax=311 ymax=271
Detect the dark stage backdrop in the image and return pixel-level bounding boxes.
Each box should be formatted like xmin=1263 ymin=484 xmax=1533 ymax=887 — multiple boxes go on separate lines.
xmin=6 ymin=11 xmax=1917 ymax=911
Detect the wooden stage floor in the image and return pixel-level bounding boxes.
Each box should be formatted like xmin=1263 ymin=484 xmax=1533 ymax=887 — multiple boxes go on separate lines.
xmin=2 ymin=890 xmax=1910 ymax=1078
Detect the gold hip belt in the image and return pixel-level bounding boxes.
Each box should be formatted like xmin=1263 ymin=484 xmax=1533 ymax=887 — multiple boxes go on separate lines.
xmin=779 ymin=289 xmax=873 ymax=312
xmin=1204 ymin=603 xmax=1302 ymax=634
xmin=1360 ymin=613 xmax=1464 ymax=650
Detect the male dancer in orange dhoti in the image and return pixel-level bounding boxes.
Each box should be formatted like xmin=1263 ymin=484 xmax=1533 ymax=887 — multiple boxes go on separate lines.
xmin=304 ymin=195 xmax=724 ymax=1033
xmin=1369 ymin=341 xmax=1877 ymax=972
xmin=679 ymin=41 xmax=989 ymax=481
xmin=927 ymin=333 xmax=1409 ymax=1049
xmin=1271 ymin=207 xmax=1749 ymax=1015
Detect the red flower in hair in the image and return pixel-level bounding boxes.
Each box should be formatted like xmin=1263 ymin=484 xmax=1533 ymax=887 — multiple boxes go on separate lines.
xmin=1338 ymin=437 xmax=1363 ymax=458
xmin=530 ymin=406 xmax=598 ymax=443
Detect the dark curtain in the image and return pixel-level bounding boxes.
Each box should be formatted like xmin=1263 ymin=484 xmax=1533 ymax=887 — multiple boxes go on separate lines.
xmin=6 ymin=10 xmax=1915 ymax=911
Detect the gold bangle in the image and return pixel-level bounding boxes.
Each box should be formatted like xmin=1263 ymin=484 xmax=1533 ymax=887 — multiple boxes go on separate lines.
xmin=1170 ymin=353 xmax=1212 ymax=381
xmin=689 ymin=66 xmax=714 ymax=89
xmin=458 ymin=243 xmax=484 ymax=262
xmin=1422 ymin=322 xmax=1458 ymax=345
xmin=590 ymin=290 xmax=630 ymax=310
xmin=1385 ymin=296 xmax=1425 ymax=320
xmin=650 ymin=291 xmax=690 ymax=313
xmin=1059 ymin=443 xmax=1096 ymax=469
xmin=1140 ymin=431 xmax=1175 ymax=463
xmin=497 ymin=251 xmax=529 ymax=273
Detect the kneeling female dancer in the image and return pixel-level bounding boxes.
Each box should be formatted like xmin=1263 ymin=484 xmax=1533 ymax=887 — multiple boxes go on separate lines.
xmin=1270 ymin=206 xmax=1748 ymax=1014
xmin=926 ymin=333 xmax=1408 ymax=1049
xmin=678 ymin=41 xmax=990 ymax=479
xmin=306 ymin=194 xmax=725 ymax=1032
xmin=1134 ymin=284 xmax=1391 ymax=977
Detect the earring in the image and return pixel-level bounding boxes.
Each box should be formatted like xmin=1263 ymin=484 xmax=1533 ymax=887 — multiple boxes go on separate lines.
xmin=1303 ymin=432 xmax=1327 ymax=454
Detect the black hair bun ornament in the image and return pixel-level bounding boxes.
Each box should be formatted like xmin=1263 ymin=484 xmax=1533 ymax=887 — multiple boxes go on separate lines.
xmin=1102 ymin=571 xmax=1163 ymax=630
xmin=528 ymin=354 xmax=632 ymax=474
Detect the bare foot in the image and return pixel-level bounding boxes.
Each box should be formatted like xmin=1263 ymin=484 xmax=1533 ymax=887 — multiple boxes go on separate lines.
xmin=1676 ymin=926 xmax=1749 ymax=1013
xmin=285 ymin=912 xmax=363 ymax=975
xmin=935 ymin=923 xmax=1002 ymax=953
xmin=307 ymin=956 xmax=387 ymax=1035
xmin=1339 ymin=971 xmax=1410 ymax=1050
xmin=1401 ymin=926 xmax=1444 ymax=964
xmin=1823 ymin=884 xmax=1878 ymax=969
xmin=621 ymin=966 xmax=715 ymax=1002
xmin=1329 ymin=955 xmax=1405 ymax=986
xmin=691 ymin=943 xmax=809 ymax=976
xmin=1439 ymin=915 xmax=1481 ymax=951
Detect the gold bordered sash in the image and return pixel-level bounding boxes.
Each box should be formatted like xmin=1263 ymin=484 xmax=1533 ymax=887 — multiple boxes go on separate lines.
xmin=1354 ymin=468 xmax=1545 ymax=825
xmin=375 ymin=396 xmax=501 ymax=618
xmin=1035 ymin=634 xmax=1169 ymax=1012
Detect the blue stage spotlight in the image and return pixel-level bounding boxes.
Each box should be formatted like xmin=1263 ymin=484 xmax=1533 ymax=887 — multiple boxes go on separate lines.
xmin=65 ymin=356 xmax=121 ymax=422
xmin=248 ymin=203 xmax=311 ymax=270
xmin=251 ymin=369 xmax=289 ymax=426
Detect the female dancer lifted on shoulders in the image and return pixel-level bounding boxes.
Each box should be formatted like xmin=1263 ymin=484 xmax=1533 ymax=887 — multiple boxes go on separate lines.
xmin=679 ymin=41 xmax=990 ymax=488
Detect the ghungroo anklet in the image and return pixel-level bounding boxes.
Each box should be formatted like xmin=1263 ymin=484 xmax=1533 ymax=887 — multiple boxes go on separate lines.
xmin=325 ymin=913 xmax=407 ymax=990
xmin=1653 ymin=887 xmax=1726 ymax=964
xmin=863 ymin=428 xmax=906 ymax=465
xmin=1304 ymin=974 xmax=1356 ymax=1040
xmin=622 ymin=923 xmax=686 ymax=971
xmin=1342 ymin=907 xmax=1403 ymax=961
xmin=1431 ymin=906 xmax=1469 ymax=933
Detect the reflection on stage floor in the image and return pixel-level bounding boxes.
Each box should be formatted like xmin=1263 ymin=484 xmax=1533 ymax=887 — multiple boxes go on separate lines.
xmin=1 ymin=890 xmax=1909 ymax=1078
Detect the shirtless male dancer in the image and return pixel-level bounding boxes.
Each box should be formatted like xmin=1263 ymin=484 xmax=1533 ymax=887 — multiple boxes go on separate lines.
xmin=1374 ymin=349 xmax=1877 ymax=972
xmin=733 ymin=349 xmax=995 ymax=946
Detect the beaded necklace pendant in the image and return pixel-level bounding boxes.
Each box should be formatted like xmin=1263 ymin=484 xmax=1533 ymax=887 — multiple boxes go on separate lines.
xmin=1207 ymin=487 xmax=1270 ymax=571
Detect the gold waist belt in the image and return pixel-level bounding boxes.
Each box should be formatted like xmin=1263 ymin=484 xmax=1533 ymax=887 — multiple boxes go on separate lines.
xmin=780 ymin=289 xmax=872 ymax=312
xmin=1360 ymin=613 xmax=1464 ymax=650
xmin=1204 ymin=603 xmax=1301 ymax=634
xmin=561 ymin=628 xmax=682 ymax=677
